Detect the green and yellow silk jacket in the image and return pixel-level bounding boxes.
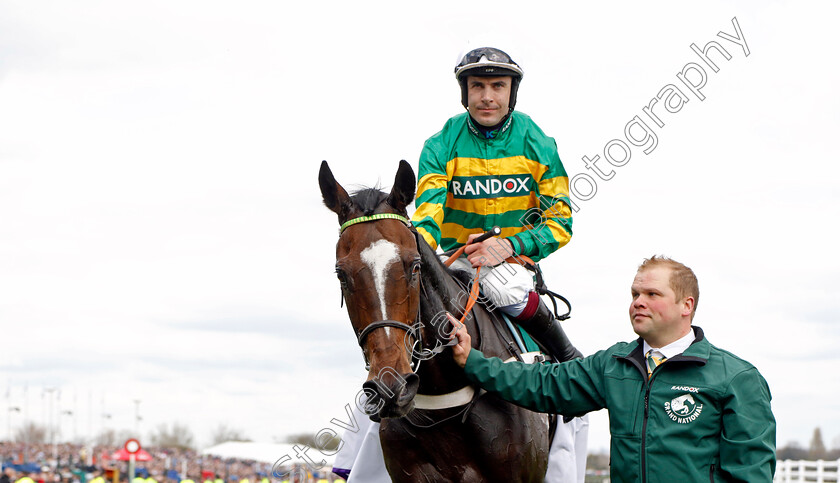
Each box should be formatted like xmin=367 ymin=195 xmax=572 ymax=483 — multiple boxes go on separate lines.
xmin=412 ymin=111 xmax=572 ymax=262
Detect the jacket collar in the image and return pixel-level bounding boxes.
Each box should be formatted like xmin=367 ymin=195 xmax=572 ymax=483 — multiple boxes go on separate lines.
xmin=617 ymin=326 xmax=710 ymax=364
xmin=466 ymin=111 xmax=514 ymax=140
xmin=680 ymin=326 xmax=711 ymax=359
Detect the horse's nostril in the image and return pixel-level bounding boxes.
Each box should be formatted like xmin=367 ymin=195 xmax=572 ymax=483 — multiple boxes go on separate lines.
xmin=360 ymin=372 xmax=420 ymax=418
xmin=401 ymin=373 xmax=420 ymax=401
xmin=360 ymin=380 xmax=386 ymax=414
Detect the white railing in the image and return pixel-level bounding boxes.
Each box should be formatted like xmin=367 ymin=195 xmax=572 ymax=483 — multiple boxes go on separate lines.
xmin=775 ymin=459 xmax=840 ymax=483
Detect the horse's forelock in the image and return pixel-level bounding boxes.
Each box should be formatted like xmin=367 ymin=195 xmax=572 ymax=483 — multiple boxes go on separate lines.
xmin=350 ymin=187 xmax=389 ymax=216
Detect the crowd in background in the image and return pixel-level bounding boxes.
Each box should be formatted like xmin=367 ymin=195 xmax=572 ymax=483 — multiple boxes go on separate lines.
xmin=0 ymin=443 xmax=343 ymax=483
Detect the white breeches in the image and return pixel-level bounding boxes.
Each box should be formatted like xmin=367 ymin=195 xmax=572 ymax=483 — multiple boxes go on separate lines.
xmin=446 ymin=257 xmax=535 ymax=316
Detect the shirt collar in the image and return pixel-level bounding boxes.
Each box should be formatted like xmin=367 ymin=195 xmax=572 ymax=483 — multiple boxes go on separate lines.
xmin=643 ymin=328 xmax=696 ymax=359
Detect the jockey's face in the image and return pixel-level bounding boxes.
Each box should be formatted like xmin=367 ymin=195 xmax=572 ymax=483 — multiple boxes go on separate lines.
xmin=466 ymin=75 xmax=511 ymax=127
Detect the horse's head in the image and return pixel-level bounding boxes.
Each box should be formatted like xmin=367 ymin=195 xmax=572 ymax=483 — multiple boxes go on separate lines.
xmin=319 ymin=160 xmax=421 ymax=419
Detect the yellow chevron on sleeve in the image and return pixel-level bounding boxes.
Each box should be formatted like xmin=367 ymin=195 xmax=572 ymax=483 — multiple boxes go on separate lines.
xmin=416 ymin=226 xmax=438 ymax=249
xmin=545 ymin=219 xmax=572 ymax=246
xmin=416 ymin=172 xmax=449 ymax=194
xmin=413 ymin=202 xmax=445 ymax=226
xmin=545 ymin=197 xmax=572 ymax=219
xmin=537 ymin=175 xmax=570 ymax=198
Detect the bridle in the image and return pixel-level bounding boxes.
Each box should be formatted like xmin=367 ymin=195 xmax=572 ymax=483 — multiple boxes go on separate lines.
xmin=337 ymin=213 xmax=447 ymax=371
xmin=337 ymin=212 xmax=529 ymax=413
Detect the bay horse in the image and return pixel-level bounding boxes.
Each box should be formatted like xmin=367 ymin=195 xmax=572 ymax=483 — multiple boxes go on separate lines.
xmin=319 ymin=160 xmax=550 ymax=482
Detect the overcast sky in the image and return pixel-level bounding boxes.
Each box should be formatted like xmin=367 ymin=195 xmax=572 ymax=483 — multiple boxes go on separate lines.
xmin=1 ymin=0 xmax=838 ymax=457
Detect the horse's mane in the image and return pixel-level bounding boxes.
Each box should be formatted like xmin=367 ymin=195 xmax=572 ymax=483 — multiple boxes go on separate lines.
xmin=416 ymin=231 xmax=472 ymax=326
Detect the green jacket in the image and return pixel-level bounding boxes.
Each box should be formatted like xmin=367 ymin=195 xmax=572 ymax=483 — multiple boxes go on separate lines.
xmin=463 ymin=326 xmax=776 ymax=482
xmin=411 ymin=111 xmax=572 ymax=262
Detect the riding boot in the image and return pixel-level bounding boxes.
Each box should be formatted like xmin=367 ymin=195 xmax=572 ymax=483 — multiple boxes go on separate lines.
xmin=514 ymin=296 xmax=582 ymax=362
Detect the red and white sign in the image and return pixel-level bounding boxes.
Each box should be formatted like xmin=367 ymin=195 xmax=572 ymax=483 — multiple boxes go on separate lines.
xmin=124 ymin=439 xmax=141 ymax=454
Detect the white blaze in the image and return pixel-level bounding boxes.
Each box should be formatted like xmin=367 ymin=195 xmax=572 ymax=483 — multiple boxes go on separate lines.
xmin=360 ymin=239 xmax=400 ymax=322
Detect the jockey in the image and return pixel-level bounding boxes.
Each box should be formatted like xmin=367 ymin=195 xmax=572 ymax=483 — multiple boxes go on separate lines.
xmin=333 ymin=47 xmax=589 ymax=483
xmin=412 ymin=46 xmax=581 ymax=363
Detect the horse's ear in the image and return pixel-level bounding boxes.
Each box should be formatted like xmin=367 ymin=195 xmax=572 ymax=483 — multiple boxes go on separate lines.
xmin=387 ymin=160 xmax=416 ymax=213
xmin=319 ymin=160 xmax=352 ymax=218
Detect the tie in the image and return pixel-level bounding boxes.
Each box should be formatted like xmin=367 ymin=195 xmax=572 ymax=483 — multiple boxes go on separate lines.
xmin=646 ymin=350 xmax=666 ymax=379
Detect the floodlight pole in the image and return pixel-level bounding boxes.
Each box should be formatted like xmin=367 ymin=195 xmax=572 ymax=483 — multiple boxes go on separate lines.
xmin=44 ymin=388 xmax=56 ymax=469
xmin=7 ymin=407 xmax=20 ymax=442
xmin=133 ymin=399 xmax=141 ymax=435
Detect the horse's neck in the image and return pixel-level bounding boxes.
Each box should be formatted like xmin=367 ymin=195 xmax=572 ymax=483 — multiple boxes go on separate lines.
xmin=417 ymin=240 xmax=470 ymax=315
xmin=417 ymin=241 xmax=514 ymax=361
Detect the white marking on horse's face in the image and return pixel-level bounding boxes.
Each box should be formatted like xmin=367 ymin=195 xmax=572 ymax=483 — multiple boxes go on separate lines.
xmin=360 ymin=239 xmax=401 ymax=321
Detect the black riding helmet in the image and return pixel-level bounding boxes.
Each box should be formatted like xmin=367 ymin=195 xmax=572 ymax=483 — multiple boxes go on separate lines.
xmin=454 ymin=47 xmax=524 ymax=111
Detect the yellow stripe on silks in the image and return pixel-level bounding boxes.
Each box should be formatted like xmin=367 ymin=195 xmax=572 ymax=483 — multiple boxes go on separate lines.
xmin=440 ymin=223 xmax=484 ymax=245
xmin=447 ymin=156 xmax=551 ymax=178
xmin=538 ymin=176 xmax=570 ymax=199
xmin=439 ymin=221 xmax=570 ymax=249
xmin=545 ymin=197 xmax=573 ymax=219
xmin=441 ymin=194 xmax=571 ymax=221
xmin=413 ymin=202 xmax=444 ymax=251
xmin=443 ymin=196 xmax=487 ymax=216
xmin=413 ymin=202 xmax=445 ymax=226
xmin=545 ymin=219 xmax=572 ymax=246
xmin=416 ymin=226 xmax=437 ymax=249
xmin=416 ymin=172 xmax=449 ymax=194
xmin=494 ymin=194 xmax=538 ymax=213
xmin=445 ymin=157 xmax=486 ymax=177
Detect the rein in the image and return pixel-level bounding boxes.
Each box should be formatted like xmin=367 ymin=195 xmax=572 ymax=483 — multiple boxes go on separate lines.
xmin=443 ymin=233 xmax=571 ymax=321
xmin=440 ymin=226 xmax=502 ymax=325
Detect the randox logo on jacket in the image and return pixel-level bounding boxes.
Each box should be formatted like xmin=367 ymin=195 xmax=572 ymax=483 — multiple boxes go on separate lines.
xmin=664 ymin=393 xmax=704 ymax=424
xmin=450 ymin=174 xmax=533 ymax=199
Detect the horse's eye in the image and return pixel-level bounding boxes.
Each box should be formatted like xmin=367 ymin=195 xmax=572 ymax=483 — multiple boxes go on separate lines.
xmin=410 ymin=260 xmax=422 ymax=276
xmin=335 ymin=267 xmax=350 ymax=290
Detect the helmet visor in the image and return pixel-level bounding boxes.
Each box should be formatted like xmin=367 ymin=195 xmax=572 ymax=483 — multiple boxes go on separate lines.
xmin=455 ymin=47 xmax=523 ymax=80
xmin=461 ymin=47 xmax=514 ymax=65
